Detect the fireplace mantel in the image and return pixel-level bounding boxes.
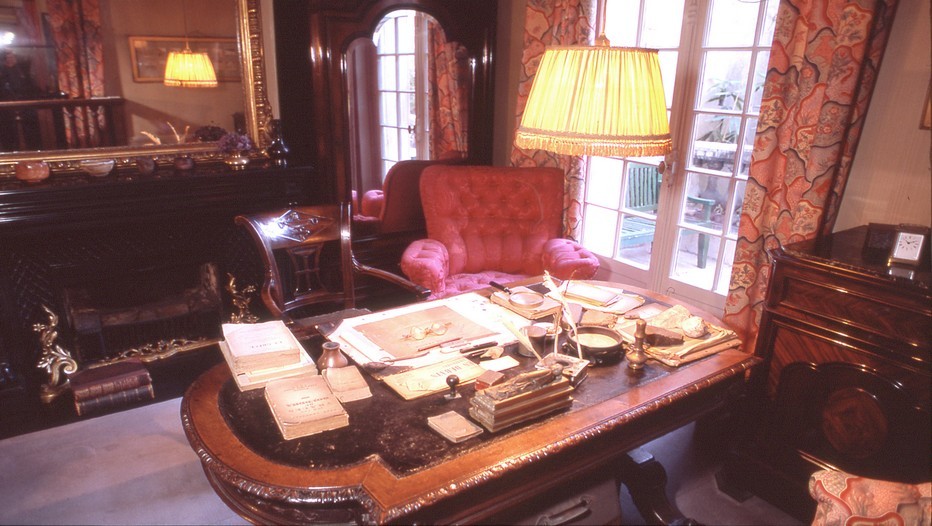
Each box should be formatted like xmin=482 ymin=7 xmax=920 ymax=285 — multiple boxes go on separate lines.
xmin=0 ymin=163 xmax=312 ymax=438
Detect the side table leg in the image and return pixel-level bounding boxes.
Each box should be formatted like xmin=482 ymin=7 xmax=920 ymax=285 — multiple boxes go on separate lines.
xmin=617 ymin=447 xmax=698 ymax=526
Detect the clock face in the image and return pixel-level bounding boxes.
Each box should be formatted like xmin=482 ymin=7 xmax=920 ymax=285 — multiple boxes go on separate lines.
xmin=892 ymin=232 xmax=925 ymax=262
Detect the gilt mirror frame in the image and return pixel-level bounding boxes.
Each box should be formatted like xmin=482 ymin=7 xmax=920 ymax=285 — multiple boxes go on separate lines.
xmin=0 ymin=0 xmax=273 ymax=175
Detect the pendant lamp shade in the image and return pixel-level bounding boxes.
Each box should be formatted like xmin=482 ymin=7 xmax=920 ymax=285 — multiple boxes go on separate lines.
xmin=164 ymin=47 xmax=218 ymax=88
xmin=515 ymin=45 xmax=672 ymax=157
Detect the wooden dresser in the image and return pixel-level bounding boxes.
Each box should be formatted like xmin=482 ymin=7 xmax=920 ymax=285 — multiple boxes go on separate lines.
xmin=720 ymin=226 xmax=931 ymax=520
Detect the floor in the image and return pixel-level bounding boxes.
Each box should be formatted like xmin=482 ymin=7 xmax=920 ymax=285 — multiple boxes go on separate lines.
xmin=0 ymin=397 xmax=802 ymax=525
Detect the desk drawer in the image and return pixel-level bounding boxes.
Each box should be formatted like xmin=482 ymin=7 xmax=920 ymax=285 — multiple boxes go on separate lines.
xmin=489 ymin=473 xmax=621 ymax=525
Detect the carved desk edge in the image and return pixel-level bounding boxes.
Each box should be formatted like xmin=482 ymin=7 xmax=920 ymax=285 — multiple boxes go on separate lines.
xmin=181 ymin=349 xmax=758 ymax=524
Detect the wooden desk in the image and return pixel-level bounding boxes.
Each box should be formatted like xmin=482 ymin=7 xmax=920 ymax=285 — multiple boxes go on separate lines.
xmin=182 ymin=287 xmax=757 ymax=524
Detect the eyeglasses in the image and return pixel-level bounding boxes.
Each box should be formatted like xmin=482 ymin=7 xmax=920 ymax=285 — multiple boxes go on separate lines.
xmin=402 ymin=322 xmax=450 ymax=341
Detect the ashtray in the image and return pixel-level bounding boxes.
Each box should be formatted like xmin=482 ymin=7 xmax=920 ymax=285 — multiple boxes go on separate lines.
xmin=566 ymin=326 xmax=625 ymax=366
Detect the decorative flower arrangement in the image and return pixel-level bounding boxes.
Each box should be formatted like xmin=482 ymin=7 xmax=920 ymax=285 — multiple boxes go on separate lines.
xmin=218 ymin=132 xmax=254 ymax=155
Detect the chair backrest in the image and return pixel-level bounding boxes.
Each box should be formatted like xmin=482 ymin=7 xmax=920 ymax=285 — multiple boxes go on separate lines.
xmin=419 ymin=165 xmax=565 ymax=276
xmin=379 ymin=159 xmax=455 ymax=234
xmin=235 ymin=204 xmax=355 ymax=319
xmin=626 ymin=165 xmax=662 ymax=213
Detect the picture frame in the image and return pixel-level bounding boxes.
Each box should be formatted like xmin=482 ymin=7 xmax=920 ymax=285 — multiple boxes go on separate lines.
xmin=128 ymin=36 xmax=240 ymax=83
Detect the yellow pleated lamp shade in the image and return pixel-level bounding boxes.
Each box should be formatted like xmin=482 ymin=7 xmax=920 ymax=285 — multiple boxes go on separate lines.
xmin=515 ymin=45 xmax=672 ymax=157
xmin=163 ymin=48 xmax=218 ymax=88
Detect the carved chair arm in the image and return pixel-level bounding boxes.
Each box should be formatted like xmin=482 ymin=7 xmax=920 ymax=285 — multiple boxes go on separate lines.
xmin=352 ymin=256 xmax=430 ymax=301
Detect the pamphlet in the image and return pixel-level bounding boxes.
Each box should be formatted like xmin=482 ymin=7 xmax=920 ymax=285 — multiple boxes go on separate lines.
xmin=264 ymin=374 xmax=349 ymax=440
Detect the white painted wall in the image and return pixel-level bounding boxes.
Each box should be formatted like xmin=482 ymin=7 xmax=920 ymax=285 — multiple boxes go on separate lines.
xmin=835 ymin=0 xmax=932 ymax=231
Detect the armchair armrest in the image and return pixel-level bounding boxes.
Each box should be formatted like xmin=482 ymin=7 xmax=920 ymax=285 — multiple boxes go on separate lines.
xmin=352 ymin=257 xmax=430 ymax=301
xmin=400 ymin=239 xmax=450 ymax=296
xmin=543 ymin=238 xmax=600 ymax=281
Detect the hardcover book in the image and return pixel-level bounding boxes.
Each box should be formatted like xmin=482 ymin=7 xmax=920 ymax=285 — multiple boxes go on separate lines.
xmin=219 ymin=340 xmax=317 ymax=392
xmin=70 ymin=360 xmax=151 ymax=401
xmin=427 ymin=410 xmax=484 ymax=443
xmin=490 ymin=288 xmax=562 ymax=320
xmin=322 ymin=365 xmax=371 ymax=403
xmin=74 ymin=383 xmax=155 ymax=416
xmin=264 ymin=374 xmax=349 ymax=440
xmin=222 ymin=321 xmax=304 ymax=373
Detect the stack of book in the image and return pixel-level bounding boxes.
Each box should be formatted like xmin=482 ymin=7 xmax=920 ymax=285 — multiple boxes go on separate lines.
xmin=220 ymin=321 xmax=317 ymax=391
xmin=70 ymin=360 xmax=154 ymax=416
xmin=469 ymin=368 xmax=573 ymax=432
xmin=264 ymin=374 xmax=349 ymax=440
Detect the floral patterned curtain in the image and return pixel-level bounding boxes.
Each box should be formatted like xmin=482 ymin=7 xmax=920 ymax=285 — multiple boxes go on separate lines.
xmin=723 ymin=0 xmax=899 ymax=354
xmin=510 ymin=0 xmax=595 ymax=240
xmin=427 ymin=19 xmax=469 ymax=160
xmin=46 ymin=0 xmax=105 ymax=147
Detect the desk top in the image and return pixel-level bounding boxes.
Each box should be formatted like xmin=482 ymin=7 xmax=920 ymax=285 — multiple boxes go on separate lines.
xmin=181 ymin=283 xmax=758 ymax=524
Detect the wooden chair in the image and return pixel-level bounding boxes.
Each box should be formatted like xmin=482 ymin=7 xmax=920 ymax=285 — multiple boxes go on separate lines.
xmin=235 ymin=203 xmax=429 ymax=339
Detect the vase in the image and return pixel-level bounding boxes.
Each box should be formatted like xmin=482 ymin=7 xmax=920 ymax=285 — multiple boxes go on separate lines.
xmin=14 ymin=161 xmax=50 ymax=183
xmin=265 ymin=119 xmax=289 ymax=167
xmin=316 ymin=341 xmax=348 ymax=371
xmin=224 ymin=152 xmax=250 ymax=170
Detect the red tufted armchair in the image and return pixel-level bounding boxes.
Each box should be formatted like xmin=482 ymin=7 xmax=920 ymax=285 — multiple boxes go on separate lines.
xmin=400 ymin=165 xmax=599 ymax=298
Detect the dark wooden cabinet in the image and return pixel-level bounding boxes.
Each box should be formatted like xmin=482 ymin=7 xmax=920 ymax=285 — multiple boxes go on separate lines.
xmin=720 ymin=226 xmax=931 ymax=521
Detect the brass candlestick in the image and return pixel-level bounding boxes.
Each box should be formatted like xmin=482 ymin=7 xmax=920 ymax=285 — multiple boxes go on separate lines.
xmin=627 ymin=318 xmax=648 ymax=370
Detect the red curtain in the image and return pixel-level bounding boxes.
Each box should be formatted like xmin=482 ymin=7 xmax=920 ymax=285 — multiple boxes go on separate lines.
xmin=723 ymin=0 xmax=899 ymax=353
xmin=46 ymin=0 xmax=105 ymax=147
xmin=509 ymin=0 xmax=595 ymax=240
xmin=427 ymin=19 xmax=469 ymax=160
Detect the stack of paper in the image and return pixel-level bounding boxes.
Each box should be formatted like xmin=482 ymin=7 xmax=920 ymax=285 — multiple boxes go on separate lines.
xmin=264 ymin=374 xmax=349 ymax=440
xmin=489 ymin=287 xmax=562 ymax=320
xmin=220 ymin=321 xmax=317 ymax=391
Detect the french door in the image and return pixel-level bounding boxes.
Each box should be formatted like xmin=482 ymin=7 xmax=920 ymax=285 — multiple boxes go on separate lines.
xmin=580 ymin=0 xmax=778 ymax=313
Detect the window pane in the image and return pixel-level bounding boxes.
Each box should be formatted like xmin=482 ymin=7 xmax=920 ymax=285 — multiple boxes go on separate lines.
xmin=586 ymin=157 xmax=624 ymax=209
xmin=398 ymin=92 xmax=414 ymax=129
xmin=379 ymin=56 xmax=397 ymax=91
xmin=738 ymin=117 xmax=757 ymax=176
xmin=382 ymin=160 xmax=395 ymax=180
xmin=706 ymin=0 xmax=760 ymax=47
xmin=376 ymin=18 xmax=396 ymax=54
xmin=716 ymin=238 xmax=737 ymax=295
xmin=691 ymin=114 xmax=741 ymax=170
xmin=397 ymin=12 xmax=415 ymax=53
xmin=750 ymin=51 xmax=769 ymax=112
xmin=642 ymin=0 xmax=684 ymax=48
xmin=658 ymin=51 xmax=678 ymax=107
xmin=671 ymin=228 xmax=718 ymax=287
xmin=729 ymin=180 xmax=746 ymax=236
xmin=699 ymin=51 xmax=751 ymax=112
xmin=380 ymin=92 xmax=397 ymax=126
xmin=683 ymin=172 xmax=726 ymax=232
xmin=382 ymin=128 xmax=398 ymax=161
xmin=624 ymin=163 xmax=661 ymax=215
xmin=603 ymin=0 xmax=639 ymax=46
xmin=398 ymin=54 xmax=415 ymax=91
xmin=582 ymin=205 xmax=619 ymax=257
xmin=618 ymin=215 xmax=655 ymax=268
xmin=759 ymin=0 xmax=780 ymax=46
xmin=400 ymin=127 xmax=416 ymax=160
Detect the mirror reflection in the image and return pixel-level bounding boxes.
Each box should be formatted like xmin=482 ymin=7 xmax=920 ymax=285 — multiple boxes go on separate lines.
xmin=0 ymin=0 xmax=248 ymax=159
xmin=347 ymin=9 xmax=469 ymax=207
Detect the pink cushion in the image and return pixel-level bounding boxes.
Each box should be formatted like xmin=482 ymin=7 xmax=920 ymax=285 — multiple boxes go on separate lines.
xmin=360 ymin=190 xmax=384 ymax=218
xmin=809 ymin=469 xmax=931 ymax=526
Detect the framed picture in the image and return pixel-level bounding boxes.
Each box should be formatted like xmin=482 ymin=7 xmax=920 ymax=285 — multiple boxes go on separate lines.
xmin=128 ymin=36 xmax=240 ymax=83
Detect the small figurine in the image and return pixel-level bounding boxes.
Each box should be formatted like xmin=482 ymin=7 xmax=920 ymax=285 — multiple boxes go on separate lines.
xmin=226 ymin=273 xmax=259 ymax=324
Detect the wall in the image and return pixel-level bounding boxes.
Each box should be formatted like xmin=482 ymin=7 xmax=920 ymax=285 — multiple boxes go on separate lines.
xmin=102 ymin=0 xmax=244 ymax=145
xmin=493 ymin=0 xmax=525 ymax=166
xmin=834 ymin=0 xmax=932 ymax=231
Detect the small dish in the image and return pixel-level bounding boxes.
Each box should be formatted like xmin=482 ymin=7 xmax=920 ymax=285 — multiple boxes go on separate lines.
xmin=14 ymin=161 xmax=50 ymax=183
xmin=80 ymin=159 xmax=115 ymax=177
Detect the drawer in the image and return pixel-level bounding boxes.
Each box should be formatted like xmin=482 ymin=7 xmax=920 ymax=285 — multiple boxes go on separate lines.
xmin=489 ymin=472 xmax=621 ymax=525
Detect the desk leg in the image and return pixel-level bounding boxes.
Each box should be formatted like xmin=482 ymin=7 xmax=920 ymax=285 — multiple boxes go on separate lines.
xmin=618 ymin=448 xmax=698 ymax=526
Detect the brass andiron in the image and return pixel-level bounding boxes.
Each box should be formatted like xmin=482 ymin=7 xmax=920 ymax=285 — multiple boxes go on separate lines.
xmin=626 ymin=318 xmax=649 ymax=370
xmin=33 ymin=305 xmax=78 ymax=403
xmin=226 ymin=273 xmax=259 ymax=323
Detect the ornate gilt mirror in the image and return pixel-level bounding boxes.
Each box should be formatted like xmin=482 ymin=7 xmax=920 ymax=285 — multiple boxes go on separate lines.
xmin=0 ymin=0 xmax=272 ymax=174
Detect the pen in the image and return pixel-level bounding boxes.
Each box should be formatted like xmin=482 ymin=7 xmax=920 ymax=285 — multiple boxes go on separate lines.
xmin=417 ymin=337 xmax=462 ymax=352
xmin=455 ymin=341 xmax=497 ymax=355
